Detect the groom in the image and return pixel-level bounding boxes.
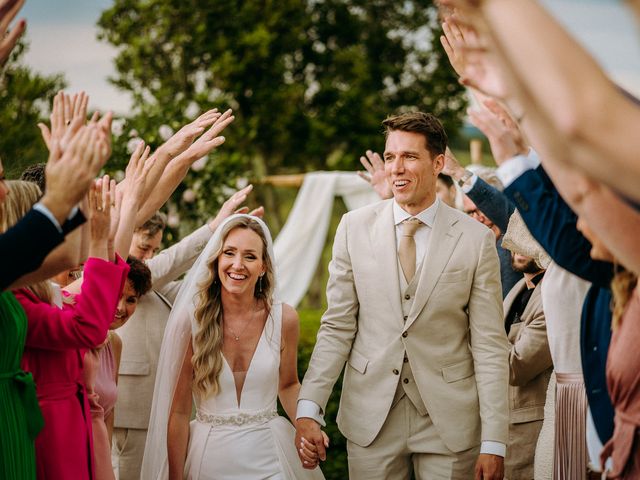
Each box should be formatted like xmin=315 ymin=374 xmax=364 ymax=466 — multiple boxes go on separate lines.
xmin=296 ymin=112 xmax=509 ymax=479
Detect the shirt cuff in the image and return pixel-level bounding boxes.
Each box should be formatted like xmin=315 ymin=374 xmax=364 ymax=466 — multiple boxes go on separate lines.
xmin=32 ymin=202 xmax=63 ymax=234
xmin=461 ymin=174 xmax=479 ymax=194
xmin=480 ymin=441 xmax=506 ymax=457
xmin=496 ymin=148 xmax=541 ymax=188
xmin=296 ymin=399 xmax=326 ymax=427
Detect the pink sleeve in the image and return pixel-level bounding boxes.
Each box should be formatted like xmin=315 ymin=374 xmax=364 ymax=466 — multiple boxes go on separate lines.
xmin=18 ymin=255 xmax=129 ymax=350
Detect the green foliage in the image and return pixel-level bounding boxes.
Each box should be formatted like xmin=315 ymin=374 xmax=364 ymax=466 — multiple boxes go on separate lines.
xmin=0 ymin=41 xmax=66 ymax=179
xmin=297 ymin=309 xmax=348 ymax=479
xmin=98 ymin=0 xmax=467 ymax=232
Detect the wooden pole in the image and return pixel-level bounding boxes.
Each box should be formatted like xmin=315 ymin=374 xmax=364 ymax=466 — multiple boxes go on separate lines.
xmin=470 ymin=139 xmax=483 ymax=165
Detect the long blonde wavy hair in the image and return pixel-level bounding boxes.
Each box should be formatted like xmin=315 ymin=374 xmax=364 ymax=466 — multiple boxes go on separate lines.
xmin=0 ymin=180 xmax=53 ymax=304
xmin=191 ymin=216 xmax=275 ymax=398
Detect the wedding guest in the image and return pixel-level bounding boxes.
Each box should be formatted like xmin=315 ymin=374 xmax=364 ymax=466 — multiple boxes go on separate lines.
xmin=84 ymin=257 xmax=152 ymax=480
xmin=17 ymin=179 xmax=128 ymax=479
xmin=500 ymin=213 xmax=553 ymax=479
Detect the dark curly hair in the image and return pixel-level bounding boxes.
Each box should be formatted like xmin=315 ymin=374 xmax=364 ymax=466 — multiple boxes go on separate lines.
xmin=126 ymin=256 xmax=152 ymax=297
xmin=20 ymin=163 xmax=46 ymax=195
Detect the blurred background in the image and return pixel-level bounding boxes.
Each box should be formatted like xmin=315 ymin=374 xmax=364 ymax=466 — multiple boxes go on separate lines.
xmin=2 ymin=2 xmax=638 ymax=476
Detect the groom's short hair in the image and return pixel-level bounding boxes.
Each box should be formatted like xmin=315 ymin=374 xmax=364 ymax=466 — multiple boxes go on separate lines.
xmin=382 ymin=112 xmax=448 ymax=158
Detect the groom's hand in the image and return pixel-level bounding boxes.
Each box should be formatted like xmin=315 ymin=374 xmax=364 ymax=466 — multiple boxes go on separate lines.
xmin=474 ymin=453 xmax=504 ymax=480
xmin=295 ymin=417 xmax=326 ymax=469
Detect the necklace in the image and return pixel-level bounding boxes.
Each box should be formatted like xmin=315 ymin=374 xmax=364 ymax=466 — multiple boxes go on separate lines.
xmin=225 ymin=302 xmax=259 ymax=341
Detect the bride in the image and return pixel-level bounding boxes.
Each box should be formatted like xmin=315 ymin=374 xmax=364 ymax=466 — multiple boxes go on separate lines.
xmin=141 ymin=214 xmax=325 ymax=479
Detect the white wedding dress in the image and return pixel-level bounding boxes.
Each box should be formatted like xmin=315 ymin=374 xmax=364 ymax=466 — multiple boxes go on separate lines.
xmin=183 ymin=303 xmax=325 ymax=480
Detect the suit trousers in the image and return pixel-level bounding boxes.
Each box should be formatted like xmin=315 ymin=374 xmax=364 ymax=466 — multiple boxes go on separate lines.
xmin=112 ymin=427 xmax=147 ymax=480
xmin=346 ymin=396 xmax=479 ymax=480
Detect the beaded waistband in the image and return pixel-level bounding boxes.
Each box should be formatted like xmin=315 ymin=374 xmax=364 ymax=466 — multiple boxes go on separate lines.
xmin=196 ymin=408 xmax=278 ymax=427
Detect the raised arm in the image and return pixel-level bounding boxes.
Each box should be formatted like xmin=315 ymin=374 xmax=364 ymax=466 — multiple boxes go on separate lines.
xmin=10 ymin=124 xmax=110 ymax=289
xmin=0 ymin=0 xmax=25 ymax=67
xmin=134 ymin=109 xmax=235 ymax=225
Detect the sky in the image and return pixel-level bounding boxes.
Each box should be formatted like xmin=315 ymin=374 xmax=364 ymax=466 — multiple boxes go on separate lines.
xmin=16 ymin=0 xmax=640 ymax=114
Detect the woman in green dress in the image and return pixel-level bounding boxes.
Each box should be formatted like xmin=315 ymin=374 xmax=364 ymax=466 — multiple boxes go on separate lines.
xmin=0 ymin=178 xmax=47 ymax=479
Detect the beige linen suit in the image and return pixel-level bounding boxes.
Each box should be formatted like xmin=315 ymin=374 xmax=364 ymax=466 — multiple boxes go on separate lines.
xmin=112 ymin=224 xmax=212 ymax=480
xmin=300 ymin=200 xmax=510 ymax=478
xmin=503 ymin=278 xmax=553 ymax=480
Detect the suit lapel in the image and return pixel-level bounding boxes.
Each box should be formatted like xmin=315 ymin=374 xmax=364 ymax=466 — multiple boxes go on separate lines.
xmin=519 ymin=280 xmax=542 ymax=323
xmin=503 ymin=278 xmax=526 ymax=319
xmin=405 ymin=205 xmax=461 ymax=330
xmin=370 ymin=201 xmax=404 ymax=327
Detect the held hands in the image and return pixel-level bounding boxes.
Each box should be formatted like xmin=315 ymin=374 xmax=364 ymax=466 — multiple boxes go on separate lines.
xmin=358 ymin=150 xmax=392 ymax=200
xmin=0 ymin=0 xmax=25 ymax=67
xmin=474 ymin=453 xmax=504 ymax=480
xmin=295 ymin=418 xmax=328 ymax=469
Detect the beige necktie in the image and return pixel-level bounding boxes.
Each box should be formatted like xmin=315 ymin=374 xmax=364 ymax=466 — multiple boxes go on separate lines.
xmin=399 ymin=218 xmax=423 ymax=283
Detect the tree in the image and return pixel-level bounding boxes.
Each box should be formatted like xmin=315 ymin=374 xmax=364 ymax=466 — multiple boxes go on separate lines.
xmin=0 ymin=40 xmax=65 ymax=179
xmin=98 ymin=0 xmax=466 ymax=230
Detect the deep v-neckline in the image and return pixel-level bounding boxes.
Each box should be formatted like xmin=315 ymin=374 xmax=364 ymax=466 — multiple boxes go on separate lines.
xmin=222 ymin=316 xmax=268 ymax=408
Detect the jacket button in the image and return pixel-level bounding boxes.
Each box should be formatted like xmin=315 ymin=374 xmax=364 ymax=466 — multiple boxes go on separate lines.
xmin=403 ymin=378 xmax=409 ymax=384
xmin=393 ymin=369 xmax=399 ymax=375
xmin=403 ymin=315 xmax=408 ymax=321
xmin=402 ymin=332 xmax=408 ymax=338
xmin=404 ymin=294 xmax=410 ymax=300
xmin=403 ymin=357 xmax=409 ymax=363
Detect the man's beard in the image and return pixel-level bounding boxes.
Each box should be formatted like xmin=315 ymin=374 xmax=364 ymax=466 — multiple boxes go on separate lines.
xmin=512 ymin=257 xmax=541 ymax=274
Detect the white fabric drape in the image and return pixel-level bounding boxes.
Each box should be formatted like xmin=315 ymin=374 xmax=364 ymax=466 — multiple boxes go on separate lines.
xmin=272 ymin=171 xmax=379 ymax=307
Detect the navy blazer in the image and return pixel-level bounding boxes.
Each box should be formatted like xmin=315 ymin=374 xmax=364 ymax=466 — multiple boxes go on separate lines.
xmin=504 ymin=165 xmax=615 ymax=443
xmin=0 ymin=208 xmax=84 ymax=292
xmin=466 ymin=177 xmax=522 ymax=297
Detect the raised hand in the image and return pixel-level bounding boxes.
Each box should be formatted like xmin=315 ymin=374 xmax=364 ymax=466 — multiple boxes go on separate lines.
xmin=88 ymin=175 xmax=112 ymax=261
xmin=123 ymin=141 xmax=153 ymax=205
xmin=442 ymin=147 xmax=467 ymax=180
xmin=178 ymin=108 xmax=235 ymax=161
xmin=39 ymin=91 xmax=90 ymax=152
xmin=42 ymin=124 xmax=111 ymax=225
xmin=159 ymin=108 xmax=223 ymax=159
xmin=358 ymin=150 xmax=392 ymax=200
xmin=0 ymin=0 xmax=25 ymax=67
xmin=440 ymin=15 xmax=508 ymax=100
xmin=468 ymin=100 xmax=528 ymax=165
xmin=208 ymin=184 xmax=256 ymax=231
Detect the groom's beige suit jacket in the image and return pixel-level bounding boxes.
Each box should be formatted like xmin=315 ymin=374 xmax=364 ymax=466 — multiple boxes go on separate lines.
xmin=299 ymin=199 xmax=509 ymax=452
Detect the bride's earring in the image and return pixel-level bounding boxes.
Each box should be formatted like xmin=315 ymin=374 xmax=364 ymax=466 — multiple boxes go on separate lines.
xmin=259 ymin=274 xmax=264 ymax=293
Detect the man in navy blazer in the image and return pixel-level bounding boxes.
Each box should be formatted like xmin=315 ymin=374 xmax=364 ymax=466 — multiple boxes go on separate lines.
xmin=498 ymin=154 xmax=614 ymax=444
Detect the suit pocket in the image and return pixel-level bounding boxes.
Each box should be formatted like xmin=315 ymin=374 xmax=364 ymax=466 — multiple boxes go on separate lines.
xmin=438 ymin=269 xmax=470 ymax=284
xmin=348 ymin=349 xmax=369 ymax=374
xmin=441 ymin=358 xmax=474 ymax=383
xmin=118 ymin=360 xmax=150 ymax=376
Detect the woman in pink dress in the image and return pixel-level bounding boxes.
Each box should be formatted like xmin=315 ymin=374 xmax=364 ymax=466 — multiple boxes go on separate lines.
xmin=17 ymin=181 xmax=129 ymax=480
xmin=84 ymin=257 xmax=152 ymax=480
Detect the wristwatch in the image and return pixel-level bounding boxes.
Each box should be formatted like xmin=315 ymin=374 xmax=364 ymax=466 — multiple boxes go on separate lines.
xmin=457 ymin=169 xmax=474 ymax=188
